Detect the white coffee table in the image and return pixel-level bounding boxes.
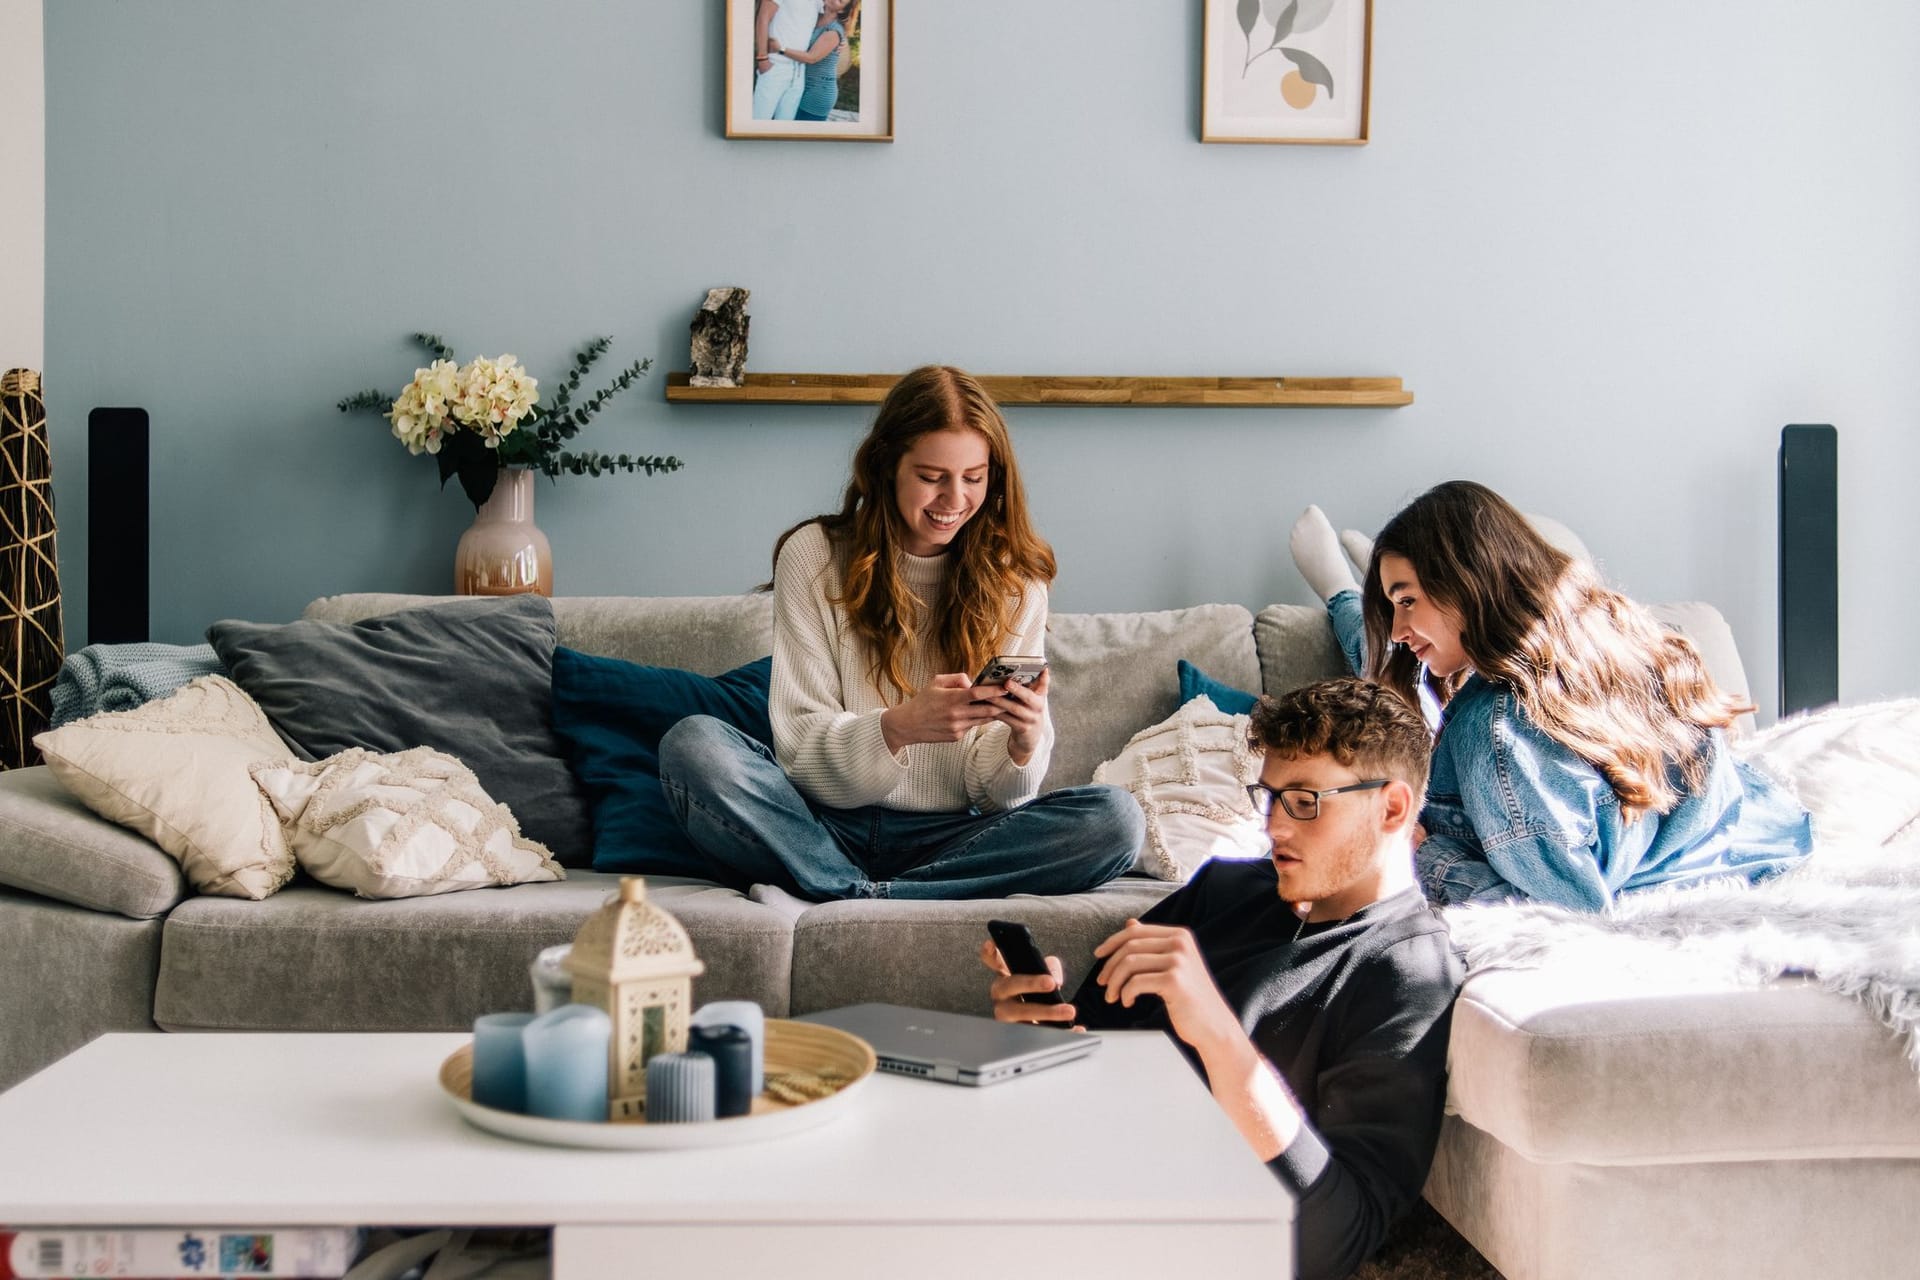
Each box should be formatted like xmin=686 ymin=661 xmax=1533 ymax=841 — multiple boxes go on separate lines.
xmin=0 ymin=1031 xmax=1292 ymax=1278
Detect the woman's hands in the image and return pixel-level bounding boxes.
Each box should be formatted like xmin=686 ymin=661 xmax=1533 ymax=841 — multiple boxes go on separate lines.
xmin=878 ymin=669 xmax=1049 ymax=763
xmin=993 ymin=668 xmax=1049 ymax=765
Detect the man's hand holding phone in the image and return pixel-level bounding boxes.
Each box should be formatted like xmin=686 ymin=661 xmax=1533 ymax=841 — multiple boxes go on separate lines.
xmin=980 ymin=919 xmax=1078 ymax=1028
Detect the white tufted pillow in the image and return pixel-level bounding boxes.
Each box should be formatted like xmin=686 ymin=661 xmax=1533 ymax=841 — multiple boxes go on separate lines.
xmin=252 ymin=746 xmax=563 ymax=899
xmin=1093 ymin=695 xmax=1269 ymax=881
xmin=34 ymin=675 xmax=296 ymax=899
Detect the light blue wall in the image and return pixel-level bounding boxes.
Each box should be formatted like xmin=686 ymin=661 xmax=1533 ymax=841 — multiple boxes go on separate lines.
xmin=45 ymin=1 xmax=1920 ymax=715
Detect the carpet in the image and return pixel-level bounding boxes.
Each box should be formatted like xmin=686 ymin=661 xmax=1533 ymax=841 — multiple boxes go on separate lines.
xmin=1356 ymin=1199 xmax=1502 ymax=1280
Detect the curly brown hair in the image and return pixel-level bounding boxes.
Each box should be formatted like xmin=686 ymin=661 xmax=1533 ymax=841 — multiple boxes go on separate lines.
xmin=1249 ymin=677 xmax=1433 ymax=797
xmin=771 ymin=365 xmax=1056 ymax=699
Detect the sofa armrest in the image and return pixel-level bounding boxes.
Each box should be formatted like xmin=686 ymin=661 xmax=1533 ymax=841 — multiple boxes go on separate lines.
xmin=0 ymin=767 xmax=187 ymax=919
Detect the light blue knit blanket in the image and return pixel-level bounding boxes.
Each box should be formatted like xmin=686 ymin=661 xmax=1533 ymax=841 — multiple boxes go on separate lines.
xmin=49 ymin=642 xmax=226 ymax=727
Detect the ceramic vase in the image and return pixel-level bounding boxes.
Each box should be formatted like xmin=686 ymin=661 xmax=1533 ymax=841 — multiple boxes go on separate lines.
xmin=453 ymin=467 xmax=553 ymax=597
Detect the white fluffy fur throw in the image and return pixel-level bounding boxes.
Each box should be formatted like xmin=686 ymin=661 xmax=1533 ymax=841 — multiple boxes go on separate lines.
xmin=1442 ymin=835 xmax=1920 ymax=1075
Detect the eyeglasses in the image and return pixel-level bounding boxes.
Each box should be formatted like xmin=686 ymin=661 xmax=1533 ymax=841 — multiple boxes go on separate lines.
xmin=1246 ymin=778 xmax=1391 ymax=822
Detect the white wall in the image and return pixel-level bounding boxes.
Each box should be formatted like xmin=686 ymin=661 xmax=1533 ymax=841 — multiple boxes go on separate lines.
xmin=40 ymin=2 xmax=1920 ymax=717
xmin=0 ymin=0 xmax=43 ymax=372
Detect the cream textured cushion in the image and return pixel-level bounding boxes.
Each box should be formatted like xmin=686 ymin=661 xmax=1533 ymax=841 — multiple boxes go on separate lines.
xmin=252 ymin=746 xmax=564 ymax=899
xmin=1731 ymin=698 xmax=1920 ymax=849
xmin=1092 ymin=695 xmax=1268 ymax=881
xmin=33 ymin=675 xmax=295 ymax=899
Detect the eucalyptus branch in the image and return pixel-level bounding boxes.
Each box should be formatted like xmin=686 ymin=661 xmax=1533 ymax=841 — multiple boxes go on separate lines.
xmin=337 ymin=389 xmax=394 ymax=415
xmin=546 ymin=450 xmax=684 ymax=479
xmin=410 ymin=332 xmax=455 ymax=363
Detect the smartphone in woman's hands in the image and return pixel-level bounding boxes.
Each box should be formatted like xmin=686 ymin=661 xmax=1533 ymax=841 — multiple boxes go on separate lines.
xmin=972 ymin=655 xmax=1047 ymax=688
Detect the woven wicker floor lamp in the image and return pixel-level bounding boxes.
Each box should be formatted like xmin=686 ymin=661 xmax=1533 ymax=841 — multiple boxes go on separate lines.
xmin=1 ymin=369 xmax=63 ymax=770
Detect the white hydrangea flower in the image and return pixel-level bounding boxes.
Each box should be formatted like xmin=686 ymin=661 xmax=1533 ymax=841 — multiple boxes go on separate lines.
xmin=451 ymin=354 xmax=540 ymax=447
xmin=386 ymin=359 xmax=460 ymax=455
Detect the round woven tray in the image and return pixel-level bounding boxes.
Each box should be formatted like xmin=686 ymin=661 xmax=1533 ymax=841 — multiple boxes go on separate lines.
xmin=439 ymin=1017 xmax=876 ymax=1149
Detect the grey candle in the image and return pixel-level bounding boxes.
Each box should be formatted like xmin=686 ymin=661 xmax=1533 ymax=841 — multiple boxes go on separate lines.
xmin=645 ymin=1051 xmax=716 ymax=1123
xmin=688 ymin=1023 xmax=754 ymax=1118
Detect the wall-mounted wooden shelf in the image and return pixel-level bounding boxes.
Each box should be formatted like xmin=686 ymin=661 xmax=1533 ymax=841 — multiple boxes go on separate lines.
xmin=664 ymin=373 xmax=1411 ymax=407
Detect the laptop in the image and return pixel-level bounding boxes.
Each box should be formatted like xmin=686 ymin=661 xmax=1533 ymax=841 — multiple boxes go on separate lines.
xmin=796 ymin=1003 xmax=1101 ymax=1087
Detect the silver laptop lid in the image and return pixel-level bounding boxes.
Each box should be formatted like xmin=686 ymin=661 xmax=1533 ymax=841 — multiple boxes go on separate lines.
xmin=796 ymin=1003 xmax=1101 ymax=1087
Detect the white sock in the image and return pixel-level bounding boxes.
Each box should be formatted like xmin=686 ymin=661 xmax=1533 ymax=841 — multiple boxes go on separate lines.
xmin=1290 ymin=506 xmax=1359 ymax=601
xmin=1339 ymin=529 xmax=1374 ymax=580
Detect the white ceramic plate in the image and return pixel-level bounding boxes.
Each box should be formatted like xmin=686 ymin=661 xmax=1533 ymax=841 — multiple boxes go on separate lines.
xmin=438 ymin=1018 xmax=875 ymax=1150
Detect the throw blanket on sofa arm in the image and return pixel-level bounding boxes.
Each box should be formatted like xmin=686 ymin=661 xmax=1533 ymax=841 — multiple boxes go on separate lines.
xmin=1442 ymin=832 xmax=1920 ymax=1076
xmin=49 ymin=642 xmax=225 ymax=726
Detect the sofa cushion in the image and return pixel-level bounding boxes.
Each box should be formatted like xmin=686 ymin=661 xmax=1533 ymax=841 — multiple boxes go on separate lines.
xmin=154 ymin=871 xmax=797 ymax=1030
xmin=0 ymin=887 xmax=164 ymax=1093
xmin=1446 ymin=966 xmax=1920 ymax=1163
xmin=209 ymin=595 xmax=593 ymax=866
xmin=254 ymin=747 xmax=564 ymax=899
xmin=0 ymin=767 xmax=187 ymax=919
xmin=785 ymin=878 xmax=1177 ymax=1016
xmin=1177 ymin=659 xmax=1257 ymax=715
xmin=1252 ymin=603 xmax=1350 ymax=699
xmin=550 ymin=648 xmax=773 ymax=878
xmin=302 ymin=592 xmax=777 ymax=676
xmin=1645 ymin=601 xmax=1757 ymax=738
xmin=34 ymin=676 xmax=296 ymax=900
xmin=1044 ymin=605 xmax=1260 ymax=793
xmin=1093 ymin=695 xmax=1267 ymax=881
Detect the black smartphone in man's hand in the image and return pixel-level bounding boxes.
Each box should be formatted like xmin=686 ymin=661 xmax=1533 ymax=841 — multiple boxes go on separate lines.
xmin=987 ymin=919 xmax=1065 ymax=1005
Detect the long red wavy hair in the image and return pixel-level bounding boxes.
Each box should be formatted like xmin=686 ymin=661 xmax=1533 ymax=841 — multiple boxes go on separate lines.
xmin=772 ymin=366 xmax=1056 ymax=700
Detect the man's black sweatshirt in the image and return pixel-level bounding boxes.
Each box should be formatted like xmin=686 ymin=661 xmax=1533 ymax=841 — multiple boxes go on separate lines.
xmin=1072 ymin=860 xmax=1465 ymax=1280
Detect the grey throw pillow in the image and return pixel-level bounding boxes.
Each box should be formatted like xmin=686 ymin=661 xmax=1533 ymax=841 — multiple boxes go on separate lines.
xmin=207 ymin=595 xmax=592 ymax=866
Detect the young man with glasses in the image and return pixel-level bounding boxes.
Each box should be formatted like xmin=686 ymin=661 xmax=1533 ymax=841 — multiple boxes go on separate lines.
xmin=980 ymin=677 xmax=1465 ymax=1280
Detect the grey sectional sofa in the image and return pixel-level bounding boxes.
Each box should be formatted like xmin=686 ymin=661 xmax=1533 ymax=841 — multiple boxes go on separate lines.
xmin=3 ymin=589 xmax=1911 ymax=1279
xmin=0 ymin=591 xmax=1341 ymax=1093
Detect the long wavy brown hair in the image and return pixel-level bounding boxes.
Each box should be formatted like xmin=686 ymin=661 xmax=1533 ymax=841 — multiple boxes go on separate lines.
xmin=1359 ymin=481 xmax=1751 ymax=819
xmin=772 ymin=366 xmax=1056 ymax=701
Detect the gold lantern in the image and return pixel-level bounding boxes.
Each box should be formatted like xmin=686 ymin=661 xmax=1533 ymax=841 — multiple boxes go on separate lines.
xmin=564 ymin=877 xmax=706 ymax=1119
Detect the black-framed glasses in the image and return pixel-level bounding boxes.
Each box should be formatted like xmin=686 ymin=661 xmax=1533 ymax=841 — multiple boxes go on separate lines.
xmin=1246 ymin=778 xmax=1391 ymax=822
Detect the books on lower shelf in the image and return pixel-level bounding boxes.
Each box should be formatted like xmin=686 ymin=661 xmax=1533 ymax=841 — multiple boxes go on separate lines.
xmin=0 ymin=1227 xmax=363 ymax=1279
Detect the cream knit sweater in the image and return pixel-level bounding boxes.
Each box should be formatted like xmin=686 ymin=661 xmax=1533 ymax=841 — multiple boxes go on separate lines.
xmin=770 ymin=522 xmax=1054 ymax=813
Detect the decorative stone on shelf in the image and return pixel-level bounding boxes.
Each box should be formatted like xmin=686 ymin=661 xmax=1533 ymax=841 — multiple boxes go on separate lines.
xmin=563 ymin=877 xmax=706 ymax=1120
xmin=688 ymin=286 xmax=751 ymax=388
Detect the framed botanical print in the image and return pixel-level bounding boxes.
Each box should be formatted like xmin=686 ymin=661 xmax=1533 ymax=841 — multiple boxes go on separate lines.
xmin=726 ymin=0 xmax=894 ymax=141
xmin=1202 ymin=0 xmax=1372 ymax=145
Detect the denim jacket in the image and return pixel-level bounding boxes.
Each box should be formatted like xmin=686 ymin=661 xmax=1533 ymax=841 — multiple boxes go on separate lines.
xmin=1328 ymin=591 xmax=1812 ymax=911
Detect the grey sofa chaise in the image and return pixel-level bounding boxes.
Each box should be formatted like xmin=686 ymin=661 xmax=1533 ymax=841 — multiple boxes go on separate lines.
xmin=1 ymin=590 xmax=1912 ymax=1280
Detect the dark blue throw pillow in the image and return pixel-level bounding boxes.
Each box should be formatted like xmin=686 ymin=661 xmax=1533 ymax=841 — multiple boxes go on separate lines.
xmin=550 ymin=647 xmax=773 ymax=879
xmin=1177 ymin=659 xmax=1259 ymax=715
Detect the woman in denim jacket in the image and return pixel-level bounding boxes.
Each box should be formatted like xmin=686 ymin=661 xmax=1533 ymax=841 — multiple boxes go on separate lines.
xmin=1291 ymin=482 xmax=1811 ymax=912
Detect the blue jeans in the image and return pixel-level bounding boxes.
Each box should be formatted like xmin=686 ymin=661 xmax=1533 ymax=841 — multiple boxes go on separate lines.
xmin=658 ymin=716 xmax=1144 ymax=901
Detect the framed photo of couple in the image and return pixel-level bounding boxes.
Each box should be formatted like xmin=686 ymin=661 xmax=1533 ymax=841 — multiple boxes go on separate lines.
xmin=726 ymin=0 xmax=894 ymax=142
xmin=1202 ymin=0 xmax=1373 ymax=145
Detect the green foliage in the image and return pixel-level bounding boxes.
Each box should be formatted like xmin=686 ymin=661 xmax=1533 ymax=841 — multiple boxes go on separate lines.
xmin=338 ymin=332 xmax=684 ymax=508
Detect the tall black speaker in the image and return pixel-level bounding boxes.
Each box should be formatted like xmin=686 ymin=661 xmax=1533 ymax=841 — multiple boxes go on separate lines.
xmin=87 ymin=407 xmax=149 ymax=645
xmin=1778 ymin=424 xmax=1837 ymax=716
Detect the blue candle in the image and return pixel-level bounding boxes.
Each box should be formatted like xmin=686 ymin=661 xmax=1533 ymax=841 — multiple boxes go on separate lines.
xmin=522 ymin=1003 xmax=611 ymax=1123
xmin=691 ymin=1001 xmax=765 ymax=1094
xmin=470 ymin=1012 xmax=534 ymax=1114
xmin=688 ymin=1024 xmax=754 ymax=1118
xmin=645 ymin=1051 xmax=716 ymax=1123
